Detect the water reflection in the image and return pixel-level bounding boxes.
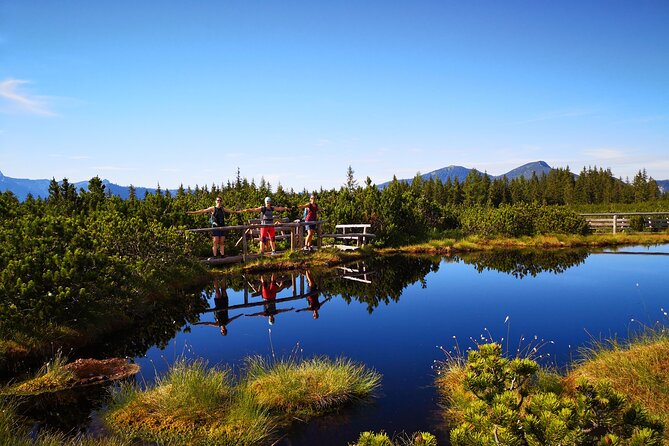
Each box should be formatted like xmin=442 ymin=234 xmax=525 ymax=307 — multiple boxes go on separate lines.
xmin=192 ymin=277 xmax=242 ymax=335
xmin=194 ymin=250 xmax=594 ymax=333
xmin=457 ymin=248 xmax=590 ymax=278
xmin=296 ymin=270 xmax=332 ymax=320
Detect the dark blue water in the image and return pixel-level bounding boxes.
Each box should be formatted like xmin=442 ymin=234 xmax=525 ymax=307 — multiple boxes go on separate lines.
xmin=132 ymin=245 xmax=669 ymax=445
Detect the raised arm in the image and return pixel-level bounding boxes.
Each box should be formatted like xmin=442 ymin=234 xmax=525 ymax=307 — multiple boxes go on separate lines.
xmin=238 ymin=207 xmax=261 ymax=213
xmin=187 ymin=206 xmax=214 ymax=215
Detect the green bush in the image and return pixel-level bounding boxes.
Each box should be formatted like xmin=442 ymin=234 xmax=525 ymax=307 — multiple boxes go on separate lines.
xmin=352 ymin=431 xmax=437 ymax=446
xmin=458 ymin=204 xmax=589 ymax=237
xmin=629 ymin=216 xmax=646 ymax=232
xmin=448 ymin=343 xmax=664 ymax=446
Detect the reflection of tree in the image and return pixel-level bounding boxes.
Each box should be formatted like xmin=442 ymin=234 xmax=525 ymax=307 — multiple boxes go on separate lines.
xmin=322 ymin=255 xmax=442 ymax=314
xmin=79 ymin=287 xmax=208 ymax=360
xmin=457 ymin=249 xmax=589 ymax=279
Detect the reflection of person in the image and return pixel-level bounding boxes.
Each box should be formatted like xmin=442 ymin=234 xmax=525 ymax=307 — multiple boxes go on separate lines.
xmin=296 ymin=194 xmax=321 ymax=251
xmin=238 ymin=197 xmax=291 ymax=255
xmin=193 ymin=278 xmax=241 ymax=335
xmin=187 ymin=197 xmax=238 ymax=258
xmin=296 ymin=270 xmax=331 ymax=319
xmin=247 ymin=274 xmax=293 ymax=324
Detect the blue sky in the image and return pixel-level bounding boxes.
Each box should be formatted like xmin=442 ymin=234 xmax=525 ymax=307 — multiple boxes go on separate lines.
xmin=1 ymin=1 xmax=668 ymax=191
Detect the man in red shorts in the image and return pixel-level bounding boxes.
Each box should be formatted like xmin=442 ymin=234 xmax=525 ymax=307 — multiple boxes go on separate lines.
xmin=239 ymin=197 xmax=291 ymax=255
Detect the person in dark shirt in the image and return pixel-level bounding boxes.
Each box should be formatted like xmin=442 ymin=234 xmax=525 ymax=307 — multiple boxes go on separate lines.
xmin=187 ymin=196 xmax=237 ymax=258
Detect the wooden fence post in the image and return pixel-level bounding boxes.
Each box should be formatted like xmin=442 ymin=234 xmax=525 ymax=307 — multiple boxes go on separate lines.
xmin=242 ymin=230 xmax=248 ymax=261
xmin=612 ymin=214 xmax=617 ymax=234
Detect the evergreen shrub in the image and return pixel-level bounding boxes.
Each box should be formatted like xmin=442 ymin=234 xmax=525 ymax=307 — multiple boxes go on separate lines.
xmin=443 ymin=343 xmax=664 ymax=446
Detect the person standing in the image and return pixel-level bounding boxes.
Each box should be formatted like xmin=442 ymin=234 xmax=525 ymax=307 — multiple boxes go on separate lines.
xmin=296 ymin=194 xmax=321 ymax=251
xmin=187 ymin=196 xmax=237 ymax=258
xmin=239 ymin=197 xmax=291 ymax=255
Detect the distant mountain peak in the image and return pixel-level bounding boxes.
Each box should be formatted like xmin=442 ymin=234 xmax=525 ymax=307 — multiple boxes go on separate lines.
xmin=378 ymin=160 xmax=555 ymax=188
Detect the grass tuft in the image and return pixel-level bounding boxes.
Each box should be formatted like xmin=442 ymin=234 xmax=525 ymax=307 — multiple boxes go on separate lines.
xmin=566 ymin=329 xmax=669 ymax=431
xmin=5 ymin=352 xmax=74 ymax=395
xmin=103 ymin=355 xmax=380 ymax=445
xmin=244 ymin=355 xmax=381 ymax=420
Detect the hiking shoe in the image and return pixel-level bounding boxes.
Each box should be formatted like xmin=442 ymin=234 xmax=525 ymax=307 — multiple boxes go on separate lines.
xmin=271 ymin=251 xmax=277 ymax=255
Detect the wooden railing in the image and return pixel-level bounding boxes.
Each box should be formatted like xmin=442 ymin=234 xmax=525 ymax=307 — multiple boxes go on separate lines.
xmin=580 ymin=212 xmax=669 ymax=234
xmin=187 ymin=220 xmax=325 ymax=261
xmin=320 ymin=224 xmax=375 ymax=250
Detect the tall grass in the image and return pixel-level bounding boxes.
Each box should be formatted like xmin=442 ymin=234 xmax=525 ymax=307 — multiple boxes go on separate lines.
xmin=0 ymin=400 xmax=130 ymax=446
xmin=104 ymin=359 xmax=273 ymax=446
xmin=244 ymin=355 xmax=381 ymax=420
xmin=567 ymin=328 xmax=669 ymax=431
xmin=103 ymin=355 xmax=381 ymax=445
xmin=3 ymin=351 xmax=74 ymax=396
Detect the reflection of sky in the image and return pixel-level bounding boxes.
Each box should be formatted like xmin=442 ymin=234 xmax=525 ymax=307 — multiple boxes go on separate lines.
xmin=133 ymin=246 xmax=669 ymax=445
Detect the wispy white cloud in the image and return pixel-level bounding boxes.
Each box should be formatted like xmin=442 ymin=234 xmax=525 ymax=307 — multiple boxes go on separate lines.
xmin=0 ymin=79 xmax=56 ymax=116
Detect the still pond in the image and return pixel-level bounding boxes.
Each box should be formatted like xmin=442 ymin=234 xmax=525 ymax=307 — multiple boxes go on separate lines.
xmin=121 ymin=245 xmax=669 ymax=444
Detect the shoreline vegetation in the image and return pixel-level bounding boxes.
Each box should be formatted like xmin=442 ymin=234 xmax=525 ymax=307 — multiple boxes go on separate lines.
xmin=226 ymin=231 xmax=669 ymax=274
xmin=2 ymin=333 xmax=667 ymax=445
xmin=2 ymin=355 xmax=382 ymax=446
xmin=435 ymin=331 xmax=669 ymax=446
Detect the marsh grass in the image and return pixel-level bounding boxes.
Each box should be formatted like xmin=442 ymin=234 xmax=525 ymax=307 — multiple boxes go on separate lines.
xmin=5 ymin=352 xmax=74 ymax=395
xmin=103 ymin=355 xmax=381 ymax=445
xmin=244 ymin=355 xmax=381 ymax=421
xmin=566 ymin=328 xmax=669 ymax=431
xmin=104 ymin=359 xmax=274 ymax=446
xmin=0 ymin=399 xmax=130 ymax=446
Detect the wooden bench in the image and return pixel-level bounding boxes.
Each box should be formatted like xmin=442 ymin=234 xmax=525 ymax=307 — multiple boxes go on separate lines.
xmin=320 ymin=224 xmax=375 ymax=250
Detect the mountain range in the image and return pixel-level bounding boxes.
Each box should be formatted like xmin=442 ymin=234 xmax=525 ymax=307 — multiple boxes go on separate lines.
xmin=379 ymin=161 xmax=669 ymax=193
xmin=0 ymin=170 xmax=160 ymax=201
xmin=1 ymin=162 xmax=668 ymax=201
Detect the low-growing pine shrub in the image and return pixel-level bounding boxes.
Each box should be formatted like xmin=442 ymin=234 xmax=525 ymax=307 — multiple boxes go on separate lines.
xmin=446 ymin=343 xmax=664 ymax=446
